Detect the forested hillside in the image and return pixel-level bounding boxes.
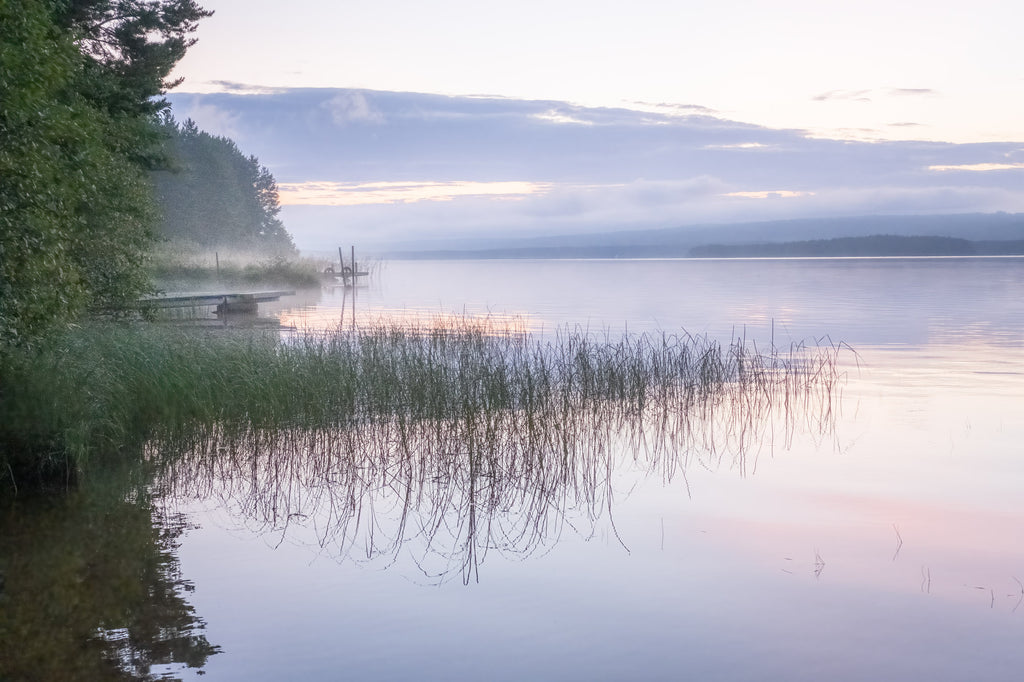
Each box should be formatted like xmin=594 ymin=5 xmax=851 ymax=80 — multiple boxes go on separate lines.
xmin=151 ymin=117 xmax=296 ymax=255
xmin=690 ymin=235 xmax=977 ymax=258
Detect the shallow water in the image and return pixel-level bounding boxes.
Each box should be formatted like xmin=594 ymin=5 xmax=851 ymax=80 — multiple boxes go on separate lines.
xmin=7 ymin=257 xmax=1024 ymax=680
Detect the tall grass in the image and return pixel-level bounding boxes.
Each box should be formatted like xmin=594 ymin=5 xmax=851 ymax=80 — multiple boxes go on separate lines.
xmin=0 ymin=320 xmax=844 ymax=506
xmin=150 ymin=322 xmax=844 ymax=584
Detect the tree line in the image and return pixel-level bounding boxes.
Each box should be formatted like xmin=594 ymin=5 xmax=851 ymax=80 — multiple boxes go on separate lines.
xmin=1 ymin=0 xmax=293 ymax=349
xmin=152 ymin=116 xmax=296 ymax=255
xmin=688 ymin=235 xmax=1019 ymax=258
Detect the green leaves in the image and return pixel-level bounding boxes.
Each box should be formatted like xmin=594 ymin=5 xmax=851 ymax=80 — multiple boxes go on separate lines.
xmin=56 ymin=0 xmax=213 ymax=114
xmin=0 ymin=0 xmax=208 ymax=349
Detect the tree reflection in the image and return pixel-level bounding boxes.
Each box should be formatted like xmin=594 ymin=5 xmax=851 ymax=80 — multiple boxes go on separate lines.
xmin=0 ymin=463 xmax=219 ymax=680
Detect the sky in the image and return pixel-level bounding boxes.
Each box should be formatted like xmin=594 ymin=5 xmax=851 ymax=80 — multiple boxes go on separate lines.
xmin=166 ymin=1 xmax=1024 ymax=249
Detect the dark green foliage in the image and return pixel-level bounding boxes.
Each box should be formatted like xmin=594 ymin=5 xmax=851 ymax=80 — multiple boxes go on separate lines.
xmin=0 ymin=1 xmax=85 ymax=346
xmin=0 ymin=0 xmax=153 ymax=346
xmin=0 ymin=0 xmax=209 ymax=348
xmin=151 ymin=118 xmax=297 ymax=255
xmin=53 ymin=0 xmax=212 ymax=117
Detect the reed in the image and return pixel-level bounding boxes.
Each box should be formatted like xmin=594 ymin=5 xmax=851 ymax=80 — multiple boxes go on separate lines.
xmin=1 ymin=320 xmax=844 ymax=502
xmin=153 ymin=325 xmax=843 ymax=583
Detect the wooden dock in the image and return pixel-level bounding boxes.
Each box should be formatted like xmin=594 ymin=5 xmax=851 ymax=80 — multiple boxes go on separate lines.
xmin=140 ymin=290 xmax=295 ymax=315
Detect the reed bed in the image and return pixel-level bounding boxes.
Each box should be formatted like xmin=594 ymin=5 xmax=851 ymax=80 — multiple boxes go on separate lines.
xmin=2 ymin=320 xmax=844 ymax=569
xmin=3 ymin=322 xmax=836 ymax=443
xmin=1 ymin=318 xmax=843 ymax=580
xmin=154 ymin=358 xmax=840 ymax=585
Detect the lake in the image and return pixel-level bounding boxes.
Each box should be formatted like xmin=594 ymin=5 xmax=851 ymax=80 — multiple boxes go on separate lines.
xmin=5 ymin=257 xmax=1024 ymax=680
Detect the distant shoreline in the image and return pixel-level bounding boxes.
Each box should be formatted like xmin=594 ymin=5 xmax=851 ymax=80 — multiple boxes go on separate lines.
xmin=384 ymin=235 xmax=1024 ymax=260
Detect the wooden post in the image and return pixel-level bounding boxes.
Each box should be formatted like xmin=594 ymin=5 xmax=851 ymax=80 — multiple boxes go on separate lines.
xmin=215 ymin=251 xmax=221 ymax=281
xmin=338 ymin=246 xmax=349 ymax=286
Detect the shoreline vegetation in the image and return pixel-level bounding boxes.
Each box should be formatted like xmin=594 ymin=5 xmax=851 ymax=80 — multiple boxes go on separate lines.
xmin=147 ymin=243 xmax=327 ymax=291
xmin=145 ymin=243 xmax=387 ymax=293
xmin=0 ymin=320 xmax=844 ymax=496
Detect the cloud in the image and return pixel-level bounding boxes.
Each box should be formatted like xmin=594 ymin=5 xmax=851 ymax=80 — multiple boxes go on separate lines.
xmin=532 ymin=109 xmax=595 ymax=126
xmin=803 ymin=126 xmax=882 ymax=141
xmin=281 ymin=176 xmax=744 ymax=247
xmin=813 ymin=88 xmax=937 ymax=104
xmin=205 ymin=81 xmax=286 ymax=95
xmin=702 ymin=142 xmax=773 ymax=150
xmin=801 ymin=185 xmax=1024 ymax=216
xmin=887 ymin=88 xmax=937 ymax=97
xmin=172 ymin=98 xmax=241 ymax=138
xmin=164 ymin=87 xmax=1024 ymax=250
xmin=166 ymin=88 xmax=783 ymax=184
xmin=929 ymin=162 xmax=1024 ymax=172
xmin=278 ymin=180 xmax=550 ymax=205
xmin=813 ymin=90 xmax=872 ymax=102
xmin=723 ymin=190 xmax=814 ymax=199
xmin=322 ymin=92 xmax=384 ymax=126
xmin=281 ymin=179 xmax=1024 ymax=250
xmin=628 ymin=101 xmax=719 ymax=116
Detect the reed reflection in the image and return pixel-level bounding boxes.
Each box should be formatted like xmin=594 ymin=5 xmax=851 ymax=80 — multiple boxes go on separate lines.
xmin=279 ymin=306 xmax=541 ymax=337
xmin=153 ymin=324 xmax=844 ymax=584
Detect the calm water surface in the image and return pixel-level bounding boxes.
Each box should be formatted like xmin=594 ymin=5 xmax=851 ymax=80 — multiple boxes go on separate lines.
xmin=12 ymin=257 xmax=1024 ymax=680
xmin=168 ymin=257 xmax=1024 ymax=681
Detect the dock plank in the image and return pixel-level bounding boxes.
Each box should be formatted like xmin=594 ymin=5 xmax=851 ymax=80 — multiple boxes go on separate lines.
xmin=140 ymin=290 xmax=295 ymax=309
